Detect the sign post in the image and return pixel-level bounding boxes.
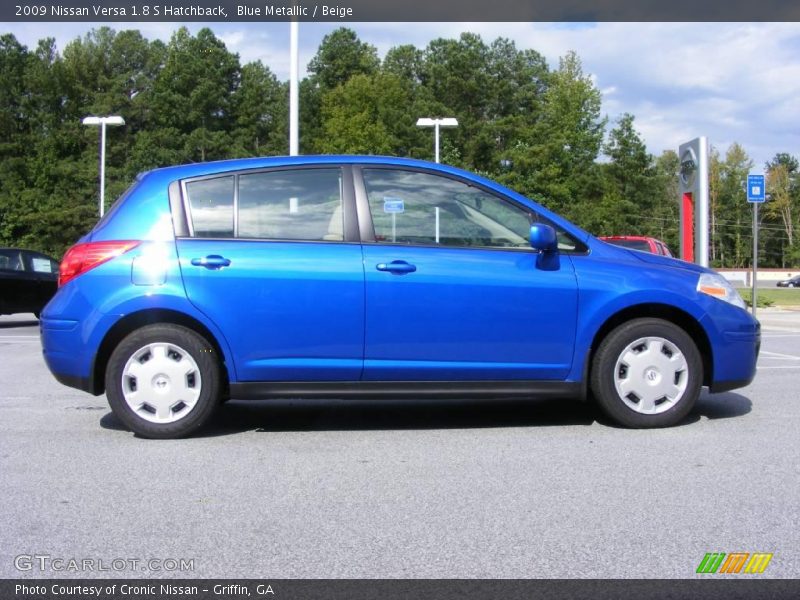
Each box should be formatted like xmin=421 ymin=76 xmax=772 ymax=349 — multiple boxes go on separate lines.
xmin=747 ymin=174 xmax=766 ymax=318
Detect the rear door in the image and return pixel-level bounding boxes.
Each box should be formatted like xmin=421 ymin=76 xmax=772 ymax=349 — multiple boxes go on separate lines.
xmin=176 ymin=166 xmax=365 ymax=382
xmin=356 ymin=167 xmax=579 ymax=381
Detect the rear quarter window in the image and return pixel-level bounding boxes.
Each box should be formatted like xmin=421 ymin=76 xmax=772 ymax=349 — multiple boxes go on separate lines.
xmin=185 ymin=176 xmax=235 ymax=238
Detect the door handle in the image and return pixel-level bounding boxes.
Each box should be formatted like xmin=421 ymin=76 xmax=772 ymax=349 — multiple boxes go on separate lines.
xmin=191 ymin=255 xmax=231 ymax=269
xmin=376 ymin=260 xmax=416 ymax=274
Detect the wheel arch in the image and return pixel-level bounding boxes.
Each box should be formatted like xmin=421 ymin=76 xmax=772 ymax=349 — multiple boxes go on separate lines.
xmin=588 ymin=303 xmax=713 ymax=388
xmin=91 ymin=309 xmax=231 ymax=396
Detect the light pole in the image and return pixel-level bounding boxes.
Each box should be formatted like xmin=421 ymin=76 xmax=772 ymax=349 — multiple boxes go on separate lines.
xmin=289 ymin=21 xmax=299 ymax=156
xmin=416 ymin=117 xmax=458 ymax=163
xmin=82 ymin=115 xmax=125 ymax=217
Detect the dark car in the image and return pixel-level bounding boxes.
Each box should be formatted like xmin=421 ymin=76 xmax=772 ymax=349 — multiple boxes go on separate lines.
xmin=0 ymin=248 xmax=60 ymax=318
xmin=776 ymin=275 xmax=800 ymax=288
xmin=599 ymin=235 xmax=673 ymax=257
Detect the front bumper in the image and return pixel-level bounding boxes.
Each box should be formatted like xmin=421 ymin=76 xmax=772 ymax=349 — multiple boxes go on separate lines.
xmin=705 ymin=316 xmax=760 ymax=393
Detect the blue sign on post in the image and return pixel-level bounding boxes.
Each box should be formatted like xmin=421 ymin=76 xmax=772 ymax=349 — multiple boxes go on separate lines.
xmin=383 ymin=198 xmax=405 ymax=213
xmin=747 ymin=174 xmax=766 ymax=203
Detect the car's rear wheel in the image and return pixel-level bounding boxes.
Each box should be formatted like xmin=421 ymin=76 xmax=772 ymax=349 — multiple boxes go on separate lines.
xmin=105 ymin=324 xmax=221 ymax=439
xmin=590 ymin=318 xmax=702 ymax=428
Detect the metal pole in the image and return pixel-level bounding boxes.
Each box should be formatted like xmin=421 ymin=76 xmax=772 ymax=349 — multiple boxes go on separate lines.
xmin=99 ymin=121 xmax=107 ymax=218
xmin=752 ymin=202 xmax=758 ymax=318
xmin=289 ymin=20 xmax=299 ymax=156
xmin=696 ymin=136 xmax=710 ymax=267
xmin=434 ymin=122 xmax=440 ymax=163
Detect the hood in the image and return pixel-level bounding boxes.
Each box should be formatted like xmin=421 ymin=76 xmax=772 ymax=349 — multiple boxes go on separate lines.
xmin=628 ymin=249 xmax=711 ymax=275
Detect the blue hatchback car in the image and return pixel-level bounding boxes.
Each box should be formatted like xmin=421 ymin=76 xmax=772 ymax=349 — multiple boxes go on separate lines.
xmin=41 ymin=156 xmax=759 ymax=438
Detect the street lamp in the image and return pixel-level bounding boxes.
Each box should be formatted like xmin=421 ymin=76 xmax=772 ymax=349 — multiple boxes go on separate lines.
xmin=416 ymin=117 xmax=458 ymax=163
xmin=82 ymin=115 xmax=125 ymax=217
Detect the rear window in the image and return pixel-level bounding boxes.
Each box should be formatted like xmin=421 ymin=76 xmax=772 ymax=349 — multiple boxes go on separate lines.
xmin=183 ymin=168 xmax=344 ymax=241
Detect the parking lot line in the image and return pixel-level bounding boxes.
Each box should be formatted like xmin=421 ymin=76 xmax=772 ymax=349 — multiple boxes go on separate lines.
xmin=759 ymin=350 xmax=800 ymax=360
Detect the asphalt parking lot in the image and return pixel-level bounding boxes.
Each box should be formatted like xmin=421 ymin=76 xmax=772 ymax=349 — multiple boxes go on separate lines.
xmin=0 ymin=310 xmax=798 ymax=579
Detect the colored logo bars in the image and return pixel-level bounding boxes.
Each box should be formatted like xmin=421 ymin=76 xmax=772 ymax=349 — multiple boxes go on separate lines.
xmin=696 ymin=552 xmax=773 ymax=574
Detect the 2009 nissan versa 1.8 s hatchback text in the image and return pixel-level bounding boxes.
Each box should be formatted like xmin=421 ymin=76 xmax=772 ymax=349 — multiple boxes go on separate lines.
xmin=41 ymin=156 xmax=760 ymax=438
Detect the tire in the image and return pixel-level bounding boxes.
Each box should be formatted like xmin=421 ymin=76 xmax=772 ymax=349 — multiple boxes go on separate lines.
xmin=105 ymin=324 xmax=221 ymax=439
xmin=590 ymin=318 xmax=702 ymax=428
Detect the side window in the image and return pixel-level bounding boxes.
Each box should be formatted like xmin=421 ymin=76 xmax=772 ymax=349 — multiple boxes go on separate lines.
xmin=238 ymin=169 xmax=343 ymax=241
xmin=362 ymin=169 xmax=531 ymax=248
xmin=185 ymin=176 xmax=234 ymax=238
xmin=29 ymin=254 xmax=56 ymax=274
xmin=0 ymin=249 xmax=23 ymax=271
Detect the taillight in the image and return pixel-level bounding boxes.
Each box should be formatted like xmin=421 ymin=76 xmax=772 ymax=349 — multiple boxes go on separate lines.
xmin=59 ymin=241 xmax=140 ymax=287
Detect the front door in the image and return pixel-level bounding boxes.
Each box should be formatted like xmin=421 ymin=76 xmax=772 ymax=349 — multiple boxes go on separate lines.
xmin=358 ymin=168 xmax=579 ymax=381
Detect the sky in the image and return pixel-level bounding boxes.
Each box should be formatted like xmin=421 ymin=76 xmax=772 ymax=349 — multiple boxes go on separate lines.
xmin=3 ymin=21 xmax=799 ymax=170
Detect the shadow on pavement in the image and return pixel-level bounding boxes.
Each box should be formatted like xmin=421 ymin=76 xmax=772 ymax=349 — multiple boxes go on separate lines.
xmin=101 ymin=396 xmax=602 ymax=437
xmin=0 ymin=319 xmax=38 ymax=329
xmin=99 ymin=391 xmax=753 ymax=438
xmin=691 ymin=391 xmax=752 ymax=421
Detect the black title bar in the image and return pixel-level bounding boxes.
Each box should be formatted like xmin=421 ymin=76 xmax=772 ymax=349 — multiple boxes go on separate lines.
xmin=3 ymin=579 xmax=800 ymax=600
xmin=3 ymin=0 xmax=800 ymax=22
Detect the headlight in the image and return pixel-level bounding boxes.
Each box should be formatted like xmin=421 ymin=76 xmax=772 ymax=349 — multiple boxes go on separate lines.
xmin=697 ymin=273 xmax=747 ymax=310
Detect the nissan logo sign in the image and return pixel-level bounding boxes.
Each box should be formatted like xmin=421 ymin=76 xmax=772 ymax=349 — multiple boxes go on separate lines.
xmin=680 ymin=147 xmax=698 ymax=187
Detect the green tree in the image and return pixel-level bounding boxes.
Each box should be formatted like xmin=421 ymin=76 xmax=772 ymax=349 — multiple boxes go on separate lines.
xmin=601 ymin=113 xmax=657 ymax=234
xmin=765 ymin=153 xmax=800 ymax=266
xmin=501 ymin=51 xmax=605 ymax=214
xmin=318 ymin=73 xmax=417 ymax=155
xmin=231 ymin=60 xmax=287 ymax=156
xmin=148 ymin=27 xmax=239 ymax=162
xmin=714 ymin=143 xmax=753 ymax=268
xmin=383 ymin=44 xmax=424 ymax=85
xmin=651 ymin=150 xmax=681 ymax=252
xmin=307 ymin=27 xmax=379 ymax=91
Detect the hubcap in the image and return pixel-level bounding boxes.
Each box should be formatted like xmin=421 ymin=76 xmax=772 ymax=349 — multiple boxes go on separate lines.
xmin=121 ymin=342 xmax=202 ymax=424
xmin=613 ymin=336 xmax=688 ymax=415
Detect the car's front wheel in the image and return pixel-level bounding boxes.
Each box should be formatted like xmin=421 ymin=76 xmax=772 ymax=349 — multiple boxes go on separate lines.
xmin=105 ymin=324 xmax=221 ymax=439
xmin=590 ymin=318 xmax=702 ymax=428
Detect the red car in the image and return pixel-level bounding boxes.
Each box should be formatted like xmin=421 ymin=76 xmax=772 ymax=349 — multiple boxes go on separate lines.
xmin=599 ymin=236 xmax=673 ymax=257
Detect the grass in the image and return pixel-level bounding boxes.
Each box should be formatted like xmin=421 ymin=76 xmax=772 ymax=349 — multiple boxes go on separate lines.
xmin=737 ymin=288 xmax=800 ymax=307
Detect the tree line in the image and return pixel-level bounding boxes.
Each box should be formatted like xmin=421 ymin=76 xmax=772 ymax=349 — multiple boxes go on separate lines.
xmin=0 ymin=26 xmax=798 ymax=267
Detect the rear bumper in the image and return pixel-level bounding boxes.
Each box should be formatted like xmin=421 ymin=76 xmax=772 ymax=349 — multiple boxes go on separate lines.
xmin=40 ymin=317 xmax=100 ymax=395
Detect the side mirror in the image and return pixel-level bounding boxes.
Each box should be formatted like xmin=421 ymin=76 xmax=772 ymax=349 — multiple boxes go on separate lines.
xmin=529 ymin=223 xmax=558 ymax=253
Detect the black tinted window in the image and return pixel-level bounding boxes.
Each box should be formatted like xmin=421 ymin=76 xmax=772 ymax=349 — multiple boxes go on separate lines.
xmin=0 ymin=249 xmax=23 ymax=271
